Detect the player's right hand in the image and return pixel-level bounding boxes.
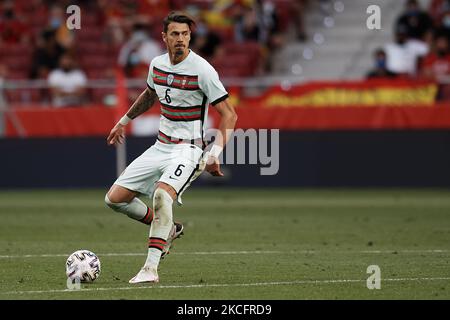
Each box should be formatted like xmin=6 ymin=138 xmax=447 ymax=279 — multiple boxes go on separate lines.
xmin=107 ymin=124 xmax=126 ymax=146
xmin=205 ymin=155 xmax=224 ymax=177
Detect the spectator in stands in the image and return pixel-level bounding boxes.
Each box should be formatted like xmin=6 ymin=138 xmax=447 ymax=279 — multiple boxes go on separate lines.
xmin=366 ymin=49 xmax=398 ymax=79
xmin=47 ymin=4 xmax=74 ymax=49
xmin=431 ymin=0 xmax=448 ymax=16
xmin=99 ymin=0 xmax=141 ymax=46
xmin=291 ymin=0 xmax=308 ymax=42
xmin=48 ymin=54 xmax=88 ymax=108
xmin=118 ymin=23 xmax=163 ymax=78
xmin=421 ymin=34 xmax=450 ymax=80
xmin=30 ymin=29 xmax=66 ymax=79
xmin=233 ymin=4 xmax=270 ymax=75
xmin=191 ymin=18 xmax=223 ymax=60
xmin=396 ymin=0 xmax=433 ymax=41
xmin=0 ymin=0 xmax=29 ymax=44
xmin=384 ymin=25 xmax=429 ymax=76
xmin=259 ymin=0 xmax=284 ymax=50
xmin=234 ymin=5 xmax=266 ymax=44
xmin=430 ymin=0 xmax=450 ymax=25
xmin=434 ymin=9 xmax=450 ymax=43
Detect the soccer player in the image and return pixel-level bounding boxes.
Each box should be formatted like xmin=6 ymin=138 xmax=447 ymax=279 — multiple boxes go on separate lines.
xmin=105 ymin=11 xmax=237 ymax=284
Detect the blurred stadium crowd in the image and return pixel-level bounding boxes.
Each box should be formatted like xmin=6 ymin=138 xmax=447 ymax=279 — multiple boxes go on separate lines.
xmin=363 ymin=0 xmax=450 ymax=100
xmin=2 ymin=0 xmax=450 ymax=107
xmin=368 ymin=0 xmax=450 ymax=81
xmin=0 ymin=0 xmax=309 ymax=107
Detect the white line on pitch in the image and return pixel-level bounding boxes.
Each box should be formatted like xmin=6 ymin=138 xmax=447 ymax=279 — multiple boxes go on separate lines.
xmin=0 ymin=251 xmax=281 ymax=259
xmin=2 ymin=277 xmax=450 ymax=295
xmin=2 ymin=197 xmax=450 ymax=208
xmin=0 ymin=249 xmax=449 ymax=259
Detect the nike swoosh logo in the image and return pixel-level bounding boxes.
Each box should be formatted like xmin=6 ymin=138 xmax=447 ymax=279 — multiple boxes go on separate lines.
xmin=169 ymin=176 xmax=179 ymax=180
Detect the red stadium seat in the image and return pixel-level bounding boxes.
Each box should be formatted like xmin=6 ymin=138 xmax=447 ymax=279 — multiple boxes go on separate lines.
xmin=209 ymin=27 xmax=234 ymax=42
xmin=75 ymin=28 xmax=104 ymax=42
xmin=272 ymin=0 xmax=292 ymax=32
xmin=28 ymin=15 xmax=48 ymax=29
xmin=91 ymin=88 xmax=115 ymax=104
xmin=223 ymin=41 xmax=261 ymax=56
xmin=77 ymin=42 xmax=111 ymax=55
xmin=1 ymin=55 xmax=31 ymax=70
xmin=85 ymin=69 xmax=113 ymax=79
xmin=5 ymin=70 xmax=30 ymax=80
xmin=0 ymin=43 xmax=32 ymax=57
xmin=79 ymin=55 xmax=116 ymax=69
xmin=172 ymin=0 xmax=212 ymax=10
xmin=81 ymin=14 xmax=103 ymax=27
xmin=5 ymin=88 xmax=43 ymax=104
xmin=211 ymin=42 xmax=262 ymax=77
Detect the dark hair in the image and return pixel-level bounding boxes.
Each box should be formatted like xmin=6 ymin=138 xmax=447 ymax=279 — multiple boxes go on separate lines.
xmin=374 ymin=48 xmax=385 ymax=56
xmin=163 ymin=11 xmax=196 ymax=33
xmin=42 ymin=28 xmax=56 ymax=41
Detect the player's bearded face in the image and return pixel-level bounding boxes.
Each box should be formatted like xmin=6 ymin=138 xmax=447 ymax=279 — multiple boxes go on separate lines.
xmin=164 ymin=22 xmax=191 ymax=58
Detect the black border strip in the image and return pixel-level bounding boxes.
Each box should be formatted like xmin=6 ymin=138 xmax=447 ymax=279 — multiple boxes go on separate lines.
xmin=153 ymin=81 xmax=200 ymax=91
xmin=149 ymin=237 xmax=167 ymax=242
xmin=160 ymin=102 xmax=202 ymax=111
xmin=153 ymin=66 xmax=198 ymax=79
xmin=200 ymin=94 xmax=208 ymax=149
xmin=177 ymin=164 xmax=200 ymax=196
xmin=161 ymin=114 xmax=201 ymax=122
xmin=211 ymin=94 xmax=229 ymax=106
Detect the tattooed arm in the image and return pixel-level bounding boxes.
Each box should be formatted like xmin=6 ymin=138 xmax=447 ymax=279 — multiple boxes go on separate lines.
xmin=107 ymin=88 xmax=157 ymax=145
xmin=125 ymin=87 xmax=157 ymax=120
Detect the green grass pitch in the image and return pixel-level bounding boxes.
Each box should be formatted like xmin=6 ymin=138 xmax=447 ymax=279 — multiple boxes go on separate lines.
xmin=0 ymin=188 xmax=449 ymax=300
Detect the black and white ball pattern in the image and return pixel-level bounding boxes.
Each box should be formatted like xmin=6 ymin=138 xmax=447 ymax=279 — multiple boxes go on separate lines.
xmin=66 ymin=250 xmax=101 ymax=283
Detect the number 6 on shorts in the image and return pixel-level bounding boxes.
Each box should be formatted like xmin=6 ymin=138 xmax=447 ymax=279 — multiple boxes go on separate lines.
xmin=174 ymin=164 xmax=185 ymax=177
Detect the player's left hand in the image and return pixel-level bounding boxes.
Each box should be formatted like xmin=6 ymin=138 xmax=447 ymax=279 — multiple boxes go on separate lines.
xmin=205 ymin=155 xmax=224 ymax=177
xmin=107 ymin=123 xmax=126 ymax=146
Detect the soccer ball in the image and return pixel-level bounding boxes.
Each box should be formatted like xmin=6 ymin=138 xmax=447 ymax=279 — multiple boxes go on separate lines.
xmin=66 ymin=250 xmax=101 ymax=283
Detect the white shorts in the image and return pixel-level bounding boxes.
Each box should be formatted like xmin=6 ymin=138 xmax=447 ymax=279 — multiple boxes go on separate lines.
xmin=114 ymin=141 xmax=204 ymax=205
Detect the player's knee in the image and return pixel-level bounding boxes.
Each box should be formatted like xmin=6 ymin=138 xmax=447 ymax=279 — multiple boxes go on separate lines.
xmin=105 ymin=194 xmax=123 ymax=212
xmin=153 ymin=188 xmax=173 ymax=225
xmin=155 ymin=182 xmax=177 ymax=199
xmin=104 ymin=194 xmax=115 ymax=210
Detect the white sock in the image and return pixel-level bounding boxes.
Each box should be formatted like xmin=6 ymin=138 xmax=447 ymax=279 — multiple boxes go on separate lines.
xmin=146 ymin=248 xmax=162 ymax=268
xmin=145 ymin=188 xmax=174 ymax=268
xmin=105 ymin=195 xmax=153 ymax=224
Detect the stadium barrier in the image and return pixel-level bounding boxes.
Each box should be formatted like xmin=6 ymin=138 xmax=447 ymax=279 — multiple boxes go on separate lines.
xmin=1 ymin=79 xmax=450 ymax=188
xmin=4 ymin=101 xmax=450 ymax=137
xmin=2 ymin=79 xmax=450 ymax=137
xmin=1 ymin=130 xmax=450 ymax=189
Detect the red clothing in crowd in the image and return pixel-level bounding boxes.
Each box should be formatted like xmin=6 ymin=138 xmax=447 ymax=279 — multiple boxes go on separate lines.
xmin=422 ymin=53 xmax=450 ymax=77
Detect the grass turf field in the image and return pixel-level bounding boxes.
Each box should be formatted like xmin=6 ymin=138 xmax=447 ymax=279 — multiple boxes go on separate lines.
xmin=0 ymin=188 xmax=449 ymax=300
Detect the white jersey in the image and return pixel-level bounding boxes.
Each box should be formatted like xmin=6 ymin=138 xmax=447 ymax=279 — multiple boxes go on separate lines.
xmin=147 ymin=50 xmax=228 ymax=148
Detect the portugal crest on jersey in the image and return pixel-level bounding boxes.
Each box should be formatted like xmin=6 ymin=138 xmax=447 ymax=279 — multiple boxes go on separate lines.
xmin=167 ymin=74 xmax=174 ymax=86
xmin=181 ymin=77 xmax=187 ymax=88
